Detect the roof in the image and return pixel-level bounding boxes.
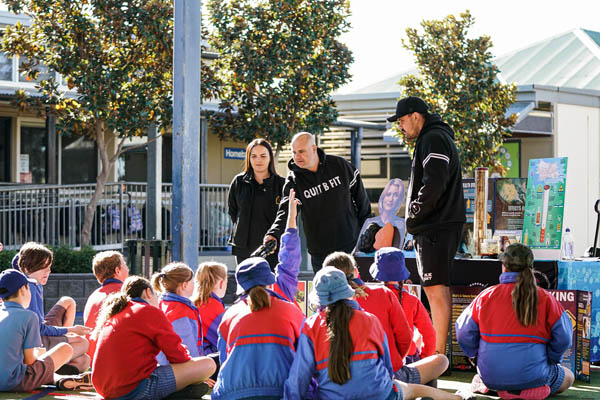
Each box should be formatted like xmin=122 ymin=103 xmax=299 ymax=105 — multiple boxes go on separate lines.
xmin=351 ymin=28 xmax=600 ymax=94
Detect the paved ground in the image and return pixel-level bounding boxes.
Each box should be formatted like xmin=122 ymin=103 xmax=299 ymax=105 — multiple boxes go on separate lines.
xmin=0 ymin=368 xmax=598 ymax=399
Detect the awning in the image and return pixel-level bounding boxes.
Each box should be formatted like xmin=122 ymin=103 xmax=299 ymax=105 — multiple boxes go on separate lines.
xmin=506 ymin=101 xmax=553 ymax=135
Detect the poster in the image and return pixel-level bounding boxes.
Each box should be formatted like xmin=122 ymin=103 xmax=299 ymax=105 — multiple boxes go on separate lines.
xmin=494 ymin=178 xmax=527 ymax=235
xmin=450 ymin=286 xmax=485 ymax=371
xmin=521 ymin=158 xmax=568 ymax=257
xmin=499 ymin=141 xmax=520 ymax=178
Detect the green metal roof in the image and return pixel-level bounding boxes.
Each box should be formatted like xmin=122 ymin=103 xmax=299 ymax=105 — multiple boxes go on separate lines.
xmin=353 ymin=28 xmax=600 ymax=93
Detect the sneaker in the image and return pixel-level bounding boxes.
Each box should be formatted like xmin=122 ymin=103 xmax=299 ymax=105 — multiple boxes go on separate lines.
xmin=164 ymin=383 xmax=210 ymax=399
xmin=55 ymin=364 xmax=80 ymax=376
xmin=471 ymin=374 xmax=489 ymax=394
xmin=497 ymin=385 xmax=551 ymax=400
xmin=455 ymin=388 xmax=477 ymax=400
xmin=56 ymin=371 xmax=93 ymax=391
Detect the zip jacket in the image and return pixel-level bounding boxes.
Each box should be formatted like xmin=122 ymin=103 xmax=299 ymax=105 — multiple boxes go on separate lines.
xmin=406 ymin=113 xmax=465 ymax=235
xmin=455 ymin=272 xmax=572 ymax=390
xmin=267 ymin=148 xmax=371 ymax=257
xmin=84 ymin=278 xmax=123 ymax=362
xmin=157 ymin=292 xmax=203 ymax=364
xmin=197 ymin=293 xmax=225 ymax=355
xmin=284 ymin=300 xmax=398 ymax=400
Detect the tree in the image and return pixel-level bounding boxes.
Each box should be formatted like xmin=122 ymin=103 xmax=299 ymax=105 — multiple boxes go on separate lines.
xmin=2 ymin=0 xmax=179 ymax=245
xmin=397 ymin=11 xmax=517 ymax=175
xmin=205 ymin=0 xmax=353 ymax=155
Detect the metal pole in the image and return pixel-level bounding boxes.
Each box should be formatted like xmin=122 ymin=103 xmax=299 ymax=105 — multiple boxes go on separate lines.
xmin=147 ymin=123 xmax=162 ymax=240
xmin=172 ymin=0 xmax=201 ymax=265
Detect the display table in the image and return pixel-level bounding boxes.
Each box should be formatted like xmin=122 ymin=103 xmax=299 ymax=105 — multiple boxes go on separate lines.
xmin=558 ymin=260 xmax=600 ymax=362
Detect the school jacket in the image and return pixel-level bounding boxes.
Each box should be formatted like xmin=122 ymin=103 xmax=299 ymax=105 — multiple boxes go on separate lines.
xmin=83 ymin=278 xmax=123 ymax=362
xmin=197 ymin=293 xmax=225 ymax=355
xmin=92 ymin=299 xmax=191 ymax=399
xmin=267 ymin=148 xmax=371 ymax=257
xmin=212 ymin=291 xmax=305 ymax=399
xmin=157 ymin=292 xmax=203 ymax=364
xmin=455 ymin=272 xmax=572 ymax=390
xmin=27 ymin=281 xmax=68 ymax=337
xmin=385 ymin=283 xmax=436 ymax=358
xmin=284 ymin=300 xmax=398 ymax=400
xmin=356 ymin=281 xmax=412 ymax=372
xmin=406 ymin=113 xmax=465 ymax=235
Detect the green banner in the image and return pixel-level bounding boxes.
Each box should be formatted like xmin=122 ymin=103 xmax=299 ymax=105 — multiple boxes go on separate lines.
xmin=499 ymin=141 xmax=520 ymax=178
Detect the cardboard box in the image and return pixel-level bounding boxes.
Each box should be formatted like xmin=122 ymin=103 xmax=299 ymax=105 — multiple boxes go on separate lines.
xmin=547 ymin=289 xmax=592 ymax=382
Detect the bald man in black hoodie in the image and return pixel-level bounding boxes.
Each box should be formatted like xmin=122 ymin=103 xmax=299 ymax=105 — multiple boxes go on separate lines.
xmin=389 ymin=96 xmax=466 ymax=359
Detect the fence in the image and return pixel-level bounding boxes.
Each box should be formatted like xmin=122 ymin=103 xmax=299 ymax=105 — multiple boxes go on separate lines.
xmin=0 ymin=182 xmax=232 ymax=251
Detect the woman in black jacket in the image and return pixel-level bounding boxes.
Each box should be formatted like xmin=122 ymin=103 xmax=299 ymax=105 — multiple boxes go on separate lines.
xmin=228 ymin=139 xmax=285 ymax=270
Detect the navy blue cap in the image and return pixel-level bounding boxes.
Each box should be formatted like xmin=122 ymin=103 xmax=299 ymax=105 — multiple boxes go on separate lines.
xmin=369 ymin=247 xmax=410 ymax=282
xmin=235 ymin=257 xmax=276 ymax=295
xmin=0 ymin=269 xmax=34 ymax=299
xmin=309 ymin=266 xmax=355 ymax=307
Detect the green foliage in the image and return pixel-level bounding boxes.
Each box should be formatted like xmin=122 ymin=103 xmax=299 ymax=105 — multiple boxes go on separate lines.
xmin=397 ymin=11 xmax=517 ymax=175
xmin=205 ymin=0 xmax=353 ymax=152
xmin=0 ymin=246 xmax=95 ymax=273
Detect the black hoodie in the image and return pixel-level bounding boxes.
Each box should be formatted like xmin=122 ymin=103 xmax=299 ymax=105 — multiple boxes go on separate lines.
xmin=267 ymin=148 xmax=371 ymax=256
xmin=406 ymin=113 xmax=466 ymax=235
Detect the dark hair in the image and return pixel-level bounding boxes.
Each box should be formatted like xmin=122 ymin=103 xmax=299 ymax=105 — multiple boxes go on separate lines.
xmin=18 ymin=242 xmax=53 ymax=274
xmin=92 ymin=276 xmax=152 ymax=339
xmin=323 ymin=252 xmax=367 ymax=298
xmin=244 ymin=138 xmax=276 ymax=176
xmin=92 ymin=251 xmax=124 ymax=284
xmin=247 ymin=286 xmax=271 ymax=312
xmin=501 ymin=245 xmax=538 ymax=326
xmin=326 ymin=300 xmax=354 ymax=384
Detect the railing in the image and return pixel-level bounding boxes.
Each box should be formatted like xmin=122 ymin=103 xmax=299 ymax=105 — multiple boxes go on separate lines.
xmin=0 ymin=182 xmax=232 ymax=251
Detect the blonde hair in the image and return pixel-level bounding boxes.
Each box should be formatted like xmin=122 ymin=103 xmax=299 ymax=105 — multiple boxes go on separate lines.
xmin=92 ymin=251 xmax=123 ymax=283
xmin=192 ymin=262 xmax=228 ymax=305
xmin=151 ymin=262 xmax=193 ymax=294
xmin=92 ymin=276 xmax=151 ymax=339
xmin=323 ymin=252 xmax=367 ymax=298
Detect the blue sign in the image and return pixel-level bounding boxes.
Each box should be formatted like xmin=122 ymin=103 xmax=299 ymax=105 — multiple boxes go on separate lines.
xmin=224 ymin=147 xmax=245 ymax=160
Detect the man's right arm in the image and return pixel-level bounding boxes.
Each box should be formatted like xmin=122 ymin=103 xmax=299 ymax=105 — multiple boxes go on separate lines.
xmin=265 ymin=177 xmax=294 ymax=244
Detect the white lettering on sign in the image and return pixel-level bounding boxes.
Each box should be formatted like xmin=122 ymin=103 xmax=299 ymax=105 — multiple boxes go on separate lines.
xmin=303 ymin=176 xmax=342 ymax=199
xmin=550 ymin=291 xmax=574 ymax=303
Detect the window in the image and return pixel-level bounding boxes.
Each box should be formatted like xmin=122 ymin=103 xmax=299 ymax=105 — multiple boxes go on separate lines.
xmin=390 ymin=156 xmax=412 ymax=180
xmin=20 ymin=126 xmax=47 ymax=183
xmin=0 ymin=117 xmax=10 ymax=181
xmin=61 ymin=135 xmax=97 ymax=184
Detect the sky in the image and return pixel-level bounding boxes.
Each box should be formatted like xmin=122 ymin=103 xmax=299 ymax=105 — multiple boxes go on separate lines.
xmin=339 ymin=0 xmax=600 ymax=93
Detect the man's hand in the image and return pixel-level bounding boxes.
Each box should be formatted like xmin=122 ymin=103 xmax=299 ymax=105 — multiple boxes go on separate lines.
xmin=286 ymin=189 xmax=299 ymax=229
xmin=263 ymin=235 xmax=277 ymax=247
xmin=67 ymin=325 xmax=92 ymax=336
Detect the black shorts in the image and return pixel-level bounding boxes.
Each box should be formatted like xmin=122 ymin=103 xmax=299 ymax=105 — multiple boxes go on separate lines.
xmin=414 ymin=229 xmax=461 ymax=287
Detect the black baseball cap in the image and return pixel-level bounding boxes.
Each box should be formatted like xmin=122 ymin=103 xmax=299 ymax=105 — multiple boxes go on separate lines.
xmin=386 ymin=96 xmax=429 ymax=122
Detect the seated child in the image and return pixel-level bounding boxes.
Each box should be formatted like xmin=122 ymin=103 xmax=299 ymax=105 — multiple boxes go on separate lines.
xmin=370 ymin=247 xmax=445 ymax=384
xmin=17 ymin=242 xmax=92 ymax=374
xmin=212 ymin=257 xmax=305 ymax=399
xmin=193 ymin=262 xmax=228 ymax=356
xmin=151 ymin=262 xmax=203 ymax=363
xmin=0 ymin=269 xmax=92 ymax=392
xmin=284 ymin=267 xmax=468 ymax=400
xmin=323 ymin=252 xmax=415 ymax=381
xmin=456 ymin=244 xmax=574 ymax=399
xmin=83 ymin=250 xmax=129 ymax=361
xmin=92 ymin=276 xmax=215 ymax=399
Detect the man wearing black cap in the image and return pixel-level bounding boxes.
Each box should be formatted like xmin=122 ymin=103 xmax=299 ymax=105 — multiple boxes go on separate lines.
xmin=388 ymin=96 xmax=465 ymax=356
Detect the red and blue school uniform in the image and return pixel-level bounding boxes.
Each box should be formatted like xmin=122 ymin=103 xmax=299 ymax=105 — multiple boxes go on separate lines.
xmin=212 ymin=290 xmax=305 ymax=399
xmin=92 ymin=298 xmax=191 ymax=399
xmin=355 ymin=280 xmax=412 ymax=373
xmin=284 ymin=300 xmax=400 ymax=400
xmin=157 ymin=292 xmax=203 ymax=363
xmin=197 ymin=293 xmax=225 ymax=355
xmin=456 ymin=272 xmax=572 ymax=391
xmin=385 ymin=283 xmax=436 ymax=360
xmin=83 ymin=278 xmax=123 ymax=361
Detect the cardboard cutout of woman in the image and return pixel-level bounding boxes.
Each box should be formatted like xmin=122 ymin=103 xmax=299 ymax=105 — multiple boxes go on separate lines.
xmin=355 ymin=178 xmax=406 ymax=255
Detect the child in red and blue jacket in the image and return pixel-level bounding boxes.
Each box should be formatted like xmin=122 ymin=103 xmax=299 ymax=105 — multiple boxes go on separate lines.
xmin=456 ymin=244 xmax=574 ymax=399
xmin=151 ymin=262 xmax=203 ymax=363
xmin=212 ymin=189 xmax=305 ymax=400
xmin=193 ymin=262 xmax=228 ymax=355
xmin=284 ymin=266 xmax=466 ymax=400
xmin=369 ymin=247 xmax=445 ymax=385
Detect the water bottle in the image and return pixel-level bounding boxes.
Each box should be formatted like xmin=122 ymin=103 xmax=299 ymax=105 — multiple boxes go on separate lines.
xmin=562 ymin=228 xmax=575 ymax=259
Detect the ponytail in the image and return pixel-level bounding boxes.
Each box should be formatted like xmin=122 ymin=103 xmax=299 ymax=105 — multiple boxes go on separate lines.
xmin=326 ymin=300 xmax=354 ymax=384
xmin=512 ymin=268 xmax=538 ymax=326
xmin=323 ymin=251 xmax=367 ymax=298
xmin=192 ymin=262 xmax=227 ymax=305
xmin=248 ymin=286 xmax=271 ymax=312
xmin=92 ymin=275 xmax=152 ymax=339
xmin=151 ymin=262 xmax=193 ymax=295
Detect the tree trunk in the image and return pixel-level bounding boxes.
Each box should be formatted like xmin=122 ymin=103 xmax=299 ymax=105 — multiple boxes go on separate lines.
xmin=81 ymin=120 xmax=113 ymax=246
